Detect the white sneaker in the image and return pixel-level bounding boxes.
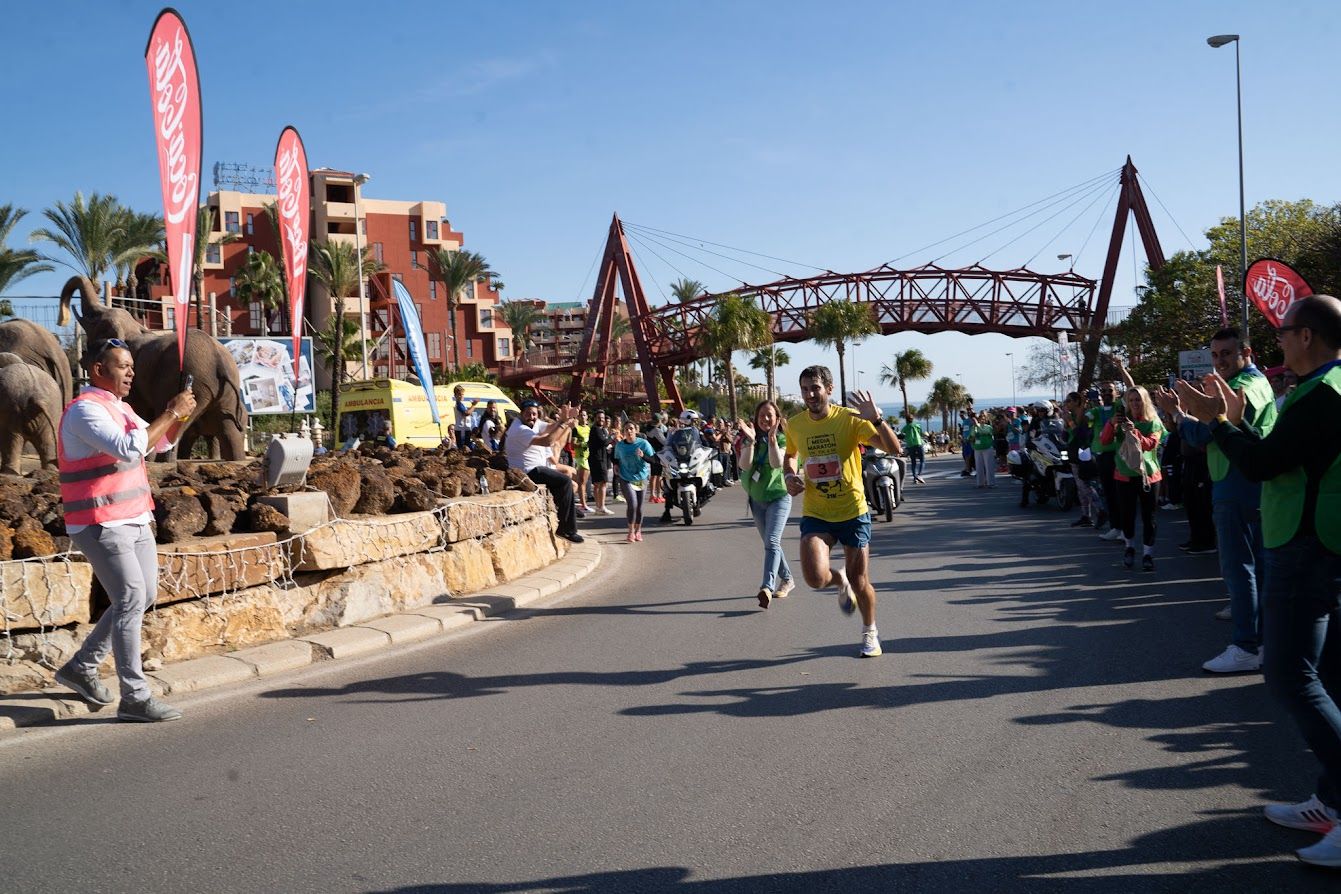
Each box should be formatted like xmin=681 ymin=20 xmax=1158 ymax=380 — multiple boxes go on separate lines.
xmin=834 ymin=568 xmax=857 ymax=616
xmin=1101 ymin=528 xmax=1123 ymax=541
xmin=599 ymin=506 xmax=614 ymax=515
xmin=860 ymin=628 xmax=882 ymax=658
xmin=773 ymin=578 xmax=794 ymax=600
xmin=1215 ymin=604 xmax=1232 ymax=621
xmin=1266 ymin=794 xmax=1339 ymax=834
xmin=1298 ymin=824 xmax=1341 ymax=867
xmin=1202 ymin=644 xmax=1262 ymax=674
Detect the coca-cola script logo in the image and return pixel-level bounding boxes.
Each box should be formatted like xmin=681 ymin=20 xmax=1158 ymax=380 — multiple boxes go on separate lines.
xmin=150 ymin=26 xmax=198 ymax=226
xmin=1245 ymin=258 xmax=1314 ymax=328
xmin=276 ymin=145 xmax=308 ymax=279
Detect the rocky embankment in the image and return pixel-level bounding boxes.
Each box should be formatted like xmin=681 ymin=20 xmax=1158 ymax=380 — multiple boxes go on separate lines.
xmin=0 ymin=443 xmax=536 ymax=557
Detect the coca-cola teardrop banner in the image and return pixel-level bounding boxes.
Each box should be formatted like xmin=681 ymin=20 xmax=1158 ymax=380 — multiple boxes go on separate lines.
xmin=144 ymin=8 xmax=202 ymax=371
xmin=1245 ymin=258 xmax=1314 ymax=329
xmin=273 ymin=126 xmax=309 ymax=385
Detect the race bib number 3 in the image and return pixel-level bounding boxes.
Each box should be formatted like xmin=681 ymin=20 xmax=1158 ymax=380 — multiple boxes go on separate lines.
xmin=804 ymin=454 xmax=842 ymax=483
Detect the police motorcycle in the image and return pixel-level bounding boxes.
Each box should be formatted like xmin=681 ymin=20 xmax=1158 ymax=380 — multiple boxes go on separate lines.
xmin=861 ymin=446 xmax=905 ymax=522
xmin=658 ymin=413 xmax=720 ymax=526
xmin=1008 ymin=428 xmax=1077 ymax=510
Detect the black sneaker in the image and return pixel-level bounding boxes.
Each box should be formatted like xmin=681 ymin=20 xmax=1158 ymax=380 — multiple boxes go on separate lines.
xmin=559 ymin=531 xmax=585 ymax=544
xmin=1177 ymin=541 xmax=1193 ymax=551
xmin=1142 ymin=554 xmax=1155 ymax=572
xmin=1070 ymin=517 xmax=1092 ymax=527
xmin=1123 ymin=547 xmax=1135 ymax=569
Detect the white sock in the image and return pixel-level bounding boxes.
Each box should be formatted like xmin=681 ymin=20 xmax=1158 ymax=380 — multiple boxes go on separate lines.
xmin=863 ymin=623 xmax=877 ymax=633
xmin=1143 ymin=545 xmax=1154 ymax=556
xmin=1125 ymin=538 xmax=1135 ymax=549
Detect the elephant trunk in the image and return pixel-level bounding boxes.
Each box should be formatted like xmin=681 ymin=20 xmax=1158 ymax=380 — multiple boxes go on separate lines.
xmin=57 ymin=275 xmax=103 ymax=328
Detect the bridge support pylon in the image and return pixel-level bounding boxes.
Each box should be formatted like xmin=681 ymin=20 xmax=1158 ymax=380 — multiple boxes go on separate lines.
xmin=566 ymin=214 xmax=683 ymax=412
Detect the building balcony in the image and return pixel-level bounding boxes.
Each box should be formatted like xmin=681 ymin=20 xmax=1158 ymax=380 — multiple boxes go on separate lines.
xmin=323 ymin=201 xmax=356 ymax=220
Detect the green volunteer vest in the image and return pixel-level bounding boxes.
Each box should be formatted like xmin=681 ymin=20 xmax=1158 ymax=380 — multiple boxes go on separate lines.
xmin=971 ymin=424 xmax=994 ymax=451
xmin=742 ymin=432 xmax=789 ymax=504
xmin=1113 ymin=417 xmax=1164 ymax=479
xmin=1260 ymin=365 xmax=1341 ymax=551
xmin=1208 ymin=369 xmax=1277 ymax=481
xmin=901 ymin=422 xmax=924 ymax=447
xmin=1087 ymin=405 xmax=1116 ymax=453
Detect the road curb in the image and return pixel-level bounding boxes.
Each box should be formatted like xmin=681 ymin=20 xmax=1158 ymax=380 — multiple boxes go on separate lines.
xmin=0 ymin=539 xmax=602 ymax=732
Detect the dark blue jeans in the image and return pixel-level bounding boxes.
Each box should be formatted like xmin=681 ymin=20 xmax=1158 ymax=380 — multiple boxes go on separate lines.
xmin=907 ymin=445 xmax=925 ymax=478
xmin=1214 ymin=499 xmax=1265 ymax=653
xmin=1263 ymin=537 xmax=1341 ymax=810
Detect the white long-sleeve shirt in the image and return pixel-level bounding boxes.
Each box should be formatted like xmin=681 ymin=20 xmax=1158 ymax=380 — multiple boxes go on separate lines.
xmin=59 ymin=386 xmax=174 ymax=532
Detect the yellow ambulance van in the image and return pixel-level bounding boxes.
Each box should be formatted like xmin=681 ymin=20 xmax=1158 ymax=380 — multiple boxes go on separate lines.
xmin=335 ymin=379 xmax=519 ymax=448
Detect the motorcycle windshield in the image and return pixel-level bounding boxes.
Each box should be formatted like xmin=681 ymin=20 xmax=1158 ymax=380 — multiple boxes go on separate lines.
xmin=668 ymin=428 xmax=702 ymax=458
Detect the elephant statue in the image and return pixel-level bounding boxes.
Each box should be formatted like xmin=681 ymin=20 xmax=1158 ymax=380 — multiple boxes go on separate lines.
xmin=0 ymin=353 xmax=62 ymax=475
xmin=57 ymin=275 xmax=248 ymax=460
xmin=0 ymin=319 xmax=73 ymax=403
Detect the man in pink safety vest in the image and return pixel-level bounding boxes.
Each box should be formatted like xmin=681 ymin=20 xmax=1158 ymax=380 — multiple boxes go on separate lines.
xmin=53 ymin=338 xmax=195 ymax=723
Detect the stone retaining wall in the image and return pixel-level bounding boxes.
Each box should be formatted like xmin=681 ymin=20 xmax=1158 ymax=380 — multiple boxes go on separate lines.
xmin=0 ymin=490 xmax=566 ymax=694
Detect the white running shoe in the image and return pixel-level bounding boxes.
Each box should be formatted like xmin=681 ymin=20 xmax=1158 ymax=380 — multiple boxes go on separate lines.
xmin=1298 ymin=824 xmax=1341 ymax=867
xmin=860 ymin=628 xmax=882 ymax=658
xmin=1215 ymin=604 xmax=1232 ymax=621
xmin=1101 ymin=528 xmax=1123 ymax=541
xmin=1265 ymin=794 xmax=1339 ymax=834
xmin=1202 ymin=644 xmax=1262 ymax=674
xmin=773 ymin=578 xmax=795 ymax=600
xmin=599 ymin=506 xmax=614 ymax=515
xmin=834 ymin=568 xmax=857 ymax=616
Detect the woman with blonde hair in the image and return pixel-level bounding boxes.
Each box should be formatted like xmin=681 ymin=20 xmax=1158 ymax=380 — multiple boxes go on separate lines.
xmin=737 ymin=400 xmax=795 ymax=608
xmin=1100 ymin=384 xmax=1165 ymax=571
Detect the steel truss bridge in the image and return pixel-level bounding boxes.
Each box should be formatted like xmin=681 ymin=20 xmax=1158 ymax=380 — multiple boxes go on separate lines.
xmin=498 ymin=157 xmax=1164 ymax=409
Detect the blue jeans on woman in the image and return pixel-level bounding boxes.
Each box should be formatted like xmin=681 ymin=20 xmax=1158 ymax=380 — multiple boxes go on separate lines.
xmin=1214 ymin=499 xmax=1265 ymax=654
xmin=1263 ymin=536 xmax=1341 ymax=811
xmin=749 ymin=494 xmax=793 ymax=592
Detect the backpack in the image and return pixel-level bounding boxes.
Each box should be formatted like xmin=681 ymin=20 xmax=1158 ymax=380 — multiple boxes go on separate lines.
xmin=1118 ymin=431 xmax=1150 ymax=490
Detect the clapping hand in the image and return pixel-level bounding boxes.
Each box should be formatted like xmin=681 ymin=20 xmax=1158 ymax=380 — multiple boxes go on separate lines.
xmin=737 ymin=418 xmax=756 ymax=441
xmin=849 ymin=389 xmax=881 ymax=422
xmin=1203 ymin=372 xmax=1247 ymax=425
xmin=1153 ymin=385 xmax=1181 ymax=417
xmin=557 ymin=403 xmax=580 ymax=424
xmin=1173 ymin=378 xmax=1223 ymax=422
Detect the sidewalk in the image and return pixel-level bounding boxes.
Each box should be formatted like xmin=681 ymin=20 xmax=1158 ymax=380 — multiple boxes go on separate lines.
xmin=0 ymin=539 xmax=602 ymax=732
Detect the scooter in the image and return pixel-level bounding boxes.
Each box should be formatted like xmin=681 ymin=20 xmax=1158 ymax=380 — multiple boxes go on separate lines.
xmin=658 ymin=427 xmax=719 ymax=526
xmin=862 ymin=448 xmax=905 ymax=522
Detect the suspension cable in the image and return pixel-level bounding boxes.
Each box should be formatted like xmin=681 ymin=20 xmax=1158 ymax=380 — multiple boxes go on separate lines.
xmin=1136 ymin=172 xmax=1200 ymax=252
xmin=627 ymin=229 xmax=744 ymax=285
xmin=625 ymin=223 xmax=791 ymax=278
xmin=975 ymin=176 xmax=1115 ymax=265
xmin=1024 ymin=181 xmax=1121 ymax=267
xmin=1071 ymin=185 xmax=1119 ymax=273
xmin=572 ymin=235 xmax=605 ymax=304
xmin=624 ymin=221 xmax=828 ymax=272
xmin=624 ymin=229 xmax=692 ymax=285
xmin=625 ymin=238 xmax=669 ymax=305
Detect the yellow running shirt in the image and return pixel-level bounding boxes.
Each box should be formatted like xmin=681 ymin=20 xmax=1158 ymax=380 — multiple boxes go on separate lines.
xmin=785 ymin=405 xmax=879 ymax=522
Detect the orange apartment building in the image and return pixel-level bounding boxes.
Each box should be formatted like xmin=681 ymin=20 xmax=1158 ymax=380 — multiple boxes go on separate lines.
xmin=143 ymin=169 xmax=513 ymax=387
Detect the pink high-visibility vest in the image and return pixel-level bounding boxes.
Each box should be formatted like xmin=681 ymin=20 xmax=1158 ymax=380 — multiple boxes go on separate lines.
xmin=58 ymin=392 xmax=155 ymax=527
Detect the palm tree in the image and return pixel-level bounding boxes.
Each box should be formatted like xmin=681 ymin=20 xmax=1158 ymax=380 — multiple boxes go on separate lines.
xmin=313 ymin=316 xmax=370 ymax=424
xmin=670 ymin=277 xmax=703 ymax=304
xmin=110 ymin=209 xmax=164 ymax=313
xmin=496 ymin=299 xmax=545 ymax=367
xmin=928 ymin=376 xmax=972 ymax=434
xmin=262 ymin=202 xmax=292 ymax=331
xmin=700 ymin=292 xmax=773 ymax=420
xmin=233 ymin=249 xmax=284 ymax=335
xmin=30 ymin=191 xmax=125 ymax=284
xmin=749 ymin=345 xmax=790 ymax=402
xmin=310 ymin=239 xmax=384 ymax=416
xmin=0 ymin=206 xmax=53 ymax=294
xmin=426 ymin=248 xmax=495 ymax=370
xmin=915 ymin=402 xmax=935 ymax=425
xmin=808 ymin=299 xmax=878 ymax=406
xmin=878 ymin=348 xmax=934 ymax=420
xmin=193 ymin=206 xmax=240 ymax=330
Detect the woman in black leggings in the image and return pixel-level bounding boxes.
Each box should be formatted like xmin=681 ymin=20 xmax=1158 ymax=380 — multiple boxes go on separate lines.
xmin=1100 ymin=385 xmax=1166 ymax=572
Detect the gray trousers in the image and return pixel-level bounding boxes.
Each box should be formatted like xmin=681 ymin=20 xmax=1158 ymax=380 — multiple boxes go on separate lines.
xmin=70 ymin=523 xmax=157 ymax=701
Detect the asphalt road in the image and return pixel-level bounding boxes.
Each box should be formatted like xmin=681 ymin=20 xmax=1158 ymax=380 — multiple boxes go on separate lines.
xmin=1 ymin=455 xmax=1334 ymax=893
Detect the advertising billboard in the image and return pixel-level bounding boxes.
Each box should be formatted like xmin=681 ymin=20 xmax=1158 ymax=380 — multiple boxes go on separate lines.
xmin=221 ymin=336 xmax=316 ymax=415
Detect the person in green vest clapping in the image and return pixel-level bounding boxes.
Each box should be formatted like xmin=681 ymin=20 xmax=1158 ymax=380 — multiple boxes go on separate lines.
xmin=970 ymin=412 xmax=995 ymax=488
xmin=1176 ymin=294 xmax=1341 ymax=868
xmin=1157 ymin=328 xmax=1278 ymax=674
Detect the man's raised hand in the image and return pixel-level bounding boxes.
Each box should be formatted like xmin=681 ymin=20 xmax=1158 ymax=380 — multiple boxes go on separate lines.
xmin=849 ymin=389 xmax=882 ymax=422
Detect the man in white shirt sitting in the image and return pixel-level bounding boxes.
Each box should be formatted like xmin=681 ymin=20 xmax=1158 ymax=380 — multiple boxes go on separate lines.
xmin=505 ymin=399 xmax=583 ymax=543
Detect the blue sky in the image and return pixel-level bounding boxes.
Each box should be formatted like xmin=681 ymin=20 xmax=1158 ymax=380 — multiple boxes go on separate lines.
xmin=5 ymin=1 xmax=1339 ymax=405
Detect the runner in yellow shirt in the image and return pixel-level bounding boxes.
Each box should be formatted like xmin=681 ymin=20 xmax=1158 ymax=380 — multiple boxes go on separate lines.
xmin=784 ymin=365 xmax=903 ymax=657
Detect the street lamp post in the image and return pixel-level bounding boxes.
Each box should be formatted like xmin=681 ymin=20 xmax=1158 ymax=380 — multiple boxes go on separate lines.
xmin=353 ymin=172 xmax=372 ymax=378
xmin=1207 ymin=33 xmax=1249 ymax=344
xmin=1006 ymin=352 xmax=1016 ymax=407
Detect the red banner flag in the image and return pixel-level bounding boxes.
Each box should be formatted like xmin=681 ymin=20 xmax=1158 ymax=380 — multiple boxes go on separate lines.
xmin=1215 ymin=265 xmax=1228 ymax=327
xmin=144 ymin=8 xmax=202 ymax=372
xmin=1245 ymin=258 xmax=1314 ymax=329
xmin=273 ymin=127 xmax=310 ymax=383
